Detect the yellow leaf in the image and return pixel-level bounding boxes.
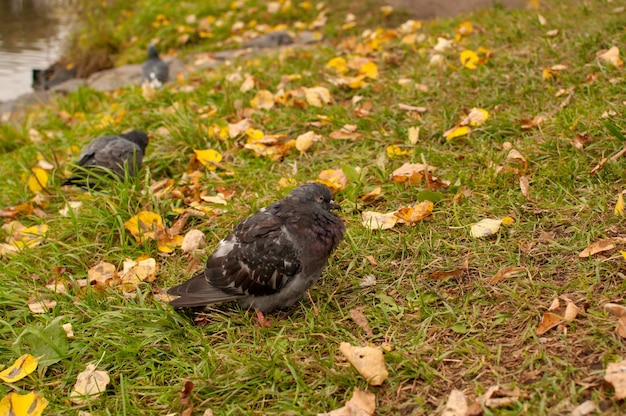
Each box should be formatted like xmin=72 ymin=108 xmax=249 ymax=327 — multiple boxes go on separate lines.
xmin=460 ymin=50 xmax=479 ymax=69
xmin=455 ymin=21 xmax=473 ymax=37
xmin=27 ymin=167 xmax=48 ymax=194
xmin=157 ymin=234 xmax=184 ymax=253
xmin=303 ymin=86 xmax=332 ymax=107
xmin=193 ymin=149 xmax=223 ymax=170
xmin=124 ymin=211 xmax=164 ymax=242
xmin=317 ymin=169 xmax=348 ymax=193
xmin=339 ymin=342 xmax=389 ymax=386
xmin=11 ymin=224 xmax=48 ymax=249
xmin=325 ymin=57 xmax=348 ymax=74
xmin=362 ymin=211 xmax=399 ymax=230
xmin=542 ymin=67 xmax=556 ymax=80
xmin=615 ymin=193 xmax=624 ymax=216
xmin=500 ymin=216 xmax=515 ymax=226
xmin=470 ymin=218 xmax=503 ymax=238
xmin=245 ymin=128 xmax=265 ymax=142
xmin=462 ymin=108 xmax=489 ymax=127
xmin=359 ymin=61 xmax=378 ymax=79
xmin=386 ymin=145 xmax=413 ymax=158
xmin=295 ymin=131 xmax=322 ymax=153
xmin=444 ymin=125 xmax=471 ymax=141
xmin=277 ymin=177 xmax=296 ymax=188
xmin=621 ymin=250 xmax=626 ymax=260
xmin=70 ymin=364 xmax=110 ymax=404
xmin=250 ymin=89 xmax=275 ymax=109
xmin=0 ymin=392 xmax=48 ymax=416
xmin=394 ymin=201 xmax=433 ymax=224
xmin=0 ymin=354 xmax=38 ymax=382
xmin=120 ymin=257 xmax=157 ymax=288
xmin=347 ymin=75 xmax=366 ymax=89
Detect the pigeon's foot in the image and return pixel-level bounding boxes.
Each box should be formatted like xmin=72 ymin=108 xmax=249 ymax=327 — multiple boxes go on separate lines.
xmin=255 ymin=310 xmax=272 ymax=327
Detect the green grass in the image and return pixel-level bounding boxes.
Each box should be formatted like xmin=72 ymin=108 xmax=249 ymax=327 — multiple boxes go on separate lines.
xmin=1 ymin=0 xmax=626 ymax=414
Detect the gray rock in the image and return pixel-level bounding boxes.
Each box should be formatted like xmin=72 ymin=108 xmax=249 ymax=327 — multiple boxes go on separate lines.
xmin=49 ymin=78 xmax=86 ymax=93
xmin=87 ymin=64 xmax=143 ymax=92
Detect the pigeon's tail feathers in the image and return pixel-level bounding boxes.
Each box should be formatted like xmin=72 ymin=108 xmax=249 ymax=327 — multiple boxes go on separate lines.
xmin=167 ymin=272 xmax=244 ymax=307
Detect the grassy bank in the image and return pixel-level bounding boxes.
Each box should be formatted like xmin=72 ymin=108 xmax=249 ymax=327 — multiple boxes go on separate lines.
xmin=1 ymin=0 xmax=626 ymax=414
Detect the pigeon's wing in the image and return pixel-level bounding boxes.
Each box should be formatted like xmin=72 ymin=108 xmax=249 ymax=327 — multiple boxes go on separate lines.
xmin=206 ymin=207 xmax=303 ymax=297
xmin=74 ymin=136 xmax=115 ymax=167
xmin=91 ymin=139 xmax=144 ymax=175
xmin=142 ymin=59 xmax=169 ymax=83
xmin=167 ymin=271 xmax=243 ymax=307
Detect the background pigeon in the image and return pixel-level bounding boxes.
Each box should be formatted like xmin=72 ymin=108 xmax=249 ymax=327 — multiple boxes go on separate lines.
xmin=142 ymin=44 xmax=169 ymax=88
xmin=62 ymin=130 xmax=149 ymax=188
xmin=168 ymin=183 xmax=345 ymax=314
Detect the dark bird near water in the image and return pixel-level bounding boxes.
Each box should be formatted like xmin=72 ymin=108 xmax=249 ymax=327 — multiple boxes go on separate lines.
xmin=61 ymin=130 xmax=149 ymax=188
xmin=168 ymin=183 xmax=345 ymax=314
xmin=142 ymin=44 xmax=169 ymax=87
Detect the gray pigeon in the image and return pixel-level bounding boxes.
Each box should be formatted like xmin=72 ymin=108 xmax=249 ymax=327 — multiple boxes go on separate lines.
xmin=62 ymin=130 xmax=149 ymax=188
xmin=142 ymin=45 xmax=169 ymax=87
xmin=168 ymin=183 xmax=345 ymax=314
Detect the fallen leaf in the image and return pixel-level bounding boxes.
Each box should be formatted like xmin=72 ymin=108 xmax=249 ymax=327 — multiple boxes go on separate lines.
xmin=124 ymin=211 xmax=164 ymax=242
xmin=193 ymin=149 xmax=223 ymax=170
xmin=360 ymin=187 xmax=381 ymax=202
xmin=317 ymin=169 xmax=348 ymax=193
xmin=303 ymin=86 xmax=332 ymax=107
xmin=407 ymin=126 xmax=420 ymax=144
xmin=27 ymin=167 xmax=48 ymax=194
xmin=391 ymin=163 xmax=436 ymax=184
xmin=615 ymin=193 xmax=624 ymax=216
xmin=0 ymin=354 xmax=38 ymax=382
xmin=59 ymin=201 xmax=83 ymax=217
xmin=520 ymin=115 xmax=545 ymax=129
xmin=598 ymin=46 xmax=624 ymax=68
xmin=0 ymin=392 xmax=48 ymax=416
xmin=362 ymin=211 xmax=398 ymax=230
xmin=350 ymin=308 xmax=374 ymax=336
xmin=27 ymin=299 xmax=57 ymax=314
xmin=250 ymin=89 xmax=275 ymax=109
xmin=179 ymin=380 xmax=194 ymax=416
xmin=62 ymin=323 xmax=74 ymax=338
xmin=579 ymin=238 xmax=621 ymax=257
xmin=119 ymin=257 xmax=157 ymax=289
xmin=604 ymin=303 xmax=626 ymax=338
xmin=386 ymin=145 xmax=413 ymax=158
xmin=317 ymin=388 xmax=376 ymax=416
xmin=181 ymin=229 xmax=206 ymax=253
xmin=88 ymin=262 xmax=118 ymax=287
xmin=442 ymin=389 xmax=467 ymax=416
xmin=470 ymin=218 xmax=503 ymax=238
xmin=70 ymin=364 xmax=110 ymax=404
xmin=570 ymin=401 xmax=597 ymax=416
xmin=461 ymin=108 xmax=489 ymax=127
xmin=339 ymin=342 xmax=388 ymax=386
xmin=536 ymin=298 xmax=580 ymax=335
xmin=444 ymin=125 xmax=471 ymax=141
xmin=519 ymin=176 xmax=530 ymax=200
xmin=488 ymin=266 xmax=526 ymax=284
xmin=394 ymin=201 xmax=433 ymax=224
xmin=295 ymin=131 xmax=323 ymax=153
xmin=460 ymin=50 xmax=479 ymax=69
xmin=604 ymin=359 xmax=626 ymax=400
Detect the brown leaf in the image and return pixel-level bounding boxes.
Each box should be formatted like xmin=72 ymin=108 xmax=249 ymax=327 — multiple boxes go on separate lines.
xmin=604 ymin=359 xmax=626 ymax=400
xmin=520 ymin=115 xmax=545 ymax=129
xmin=536 ymin=312 xmax=563 ymax=335
xmin=487 ymin=266 xmax=526 ymax=284
xmin=394 ymin=201 xmax=433 ymax=224
xmin=519 ymin=176 xmax=530 ymax=200
xmin=360 ymin=187 xmax=382 ymax=202
xmin=579 ymin=238 xmax=619 ymax=257
xmin=350 ymin=308 xmax=374 ymax=336
xmin=180 ymin=380 xmax=194 ymax=416
xmin=604 ymin=303 xmax=626 ymax=338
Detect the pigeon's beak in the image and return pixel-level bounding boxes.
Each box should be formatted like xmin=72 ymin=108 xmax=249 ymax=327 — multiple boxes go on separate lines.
xmin=329 ymin=199 xmax=341 ymax=210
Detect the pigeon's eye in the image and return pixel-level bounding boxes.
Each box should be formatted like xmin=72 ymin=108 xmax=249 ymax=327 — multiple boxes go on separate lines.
xmin=317 ymin=195 xmax=325 ymax=203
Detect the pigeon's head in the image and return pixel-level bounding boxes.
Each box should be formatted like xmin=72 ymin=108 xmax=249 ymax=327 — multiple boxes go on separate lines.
xmin=120 ymin=130 xmax=149 ymax=152
xmin=147 ymin=44 xmax=160 ymax=59
xmin=289 ymin=183 xmax=340 ymax=211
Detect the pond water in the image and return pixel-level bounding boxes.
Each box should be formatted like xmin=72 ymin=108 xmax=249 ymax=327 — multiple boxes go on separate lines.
xmin=0 ymin=0 xmax=73 ymax=102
